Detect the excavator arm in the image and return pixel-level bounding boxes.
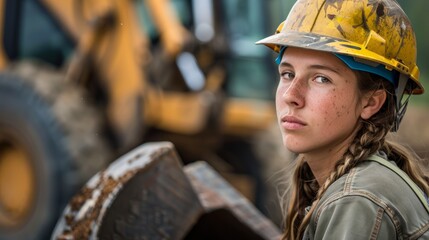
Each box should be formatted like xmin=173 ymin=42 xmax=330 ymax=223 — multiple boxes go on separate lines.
xmin=39 ymin=0 xmax=213 ymax=149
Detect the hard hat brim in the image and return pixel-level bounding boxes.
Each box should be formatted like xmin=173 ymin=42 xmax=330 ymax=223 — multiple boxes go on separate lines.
xmin=256 ymin=31 xmax=424 ymax=94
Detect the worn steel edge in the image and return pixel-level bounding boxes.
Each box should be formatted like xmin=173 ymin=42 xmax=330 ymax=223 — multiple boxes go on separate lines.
xmin=51 ymin=141 xmax=204 ymax=240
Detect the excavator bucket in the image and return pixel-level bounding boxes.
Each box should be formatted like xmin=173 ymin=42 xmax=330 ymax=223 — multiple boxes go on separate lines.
xmin=51 ymin=142 xmax=281 ymax=240
xmin=184 ymin=161 xmax=282 ymax=240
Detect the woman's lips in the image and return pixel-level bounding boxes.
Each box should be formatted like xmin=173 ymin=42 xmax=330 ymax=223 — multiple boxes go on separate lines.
xmin=281 ymin=115 xmax=307 ymax=130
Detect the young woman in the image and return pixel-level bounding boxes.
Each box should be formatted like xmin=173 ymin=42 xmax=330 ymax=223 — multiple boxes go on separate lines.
xmin=257 ymin=0 xmax=429 ymax=239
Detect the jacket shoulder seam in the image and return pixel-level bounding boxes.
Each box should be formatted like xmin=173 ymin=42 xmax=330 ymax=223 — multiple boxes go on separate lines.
xmin=314 ymin=191 xmax=403 ymax=237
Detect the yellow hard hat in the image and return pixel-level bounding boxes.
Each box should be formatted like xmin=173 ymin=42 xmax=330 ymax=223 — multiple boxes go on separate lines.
xmin=257 ymin=0 xmax=424 ymax=94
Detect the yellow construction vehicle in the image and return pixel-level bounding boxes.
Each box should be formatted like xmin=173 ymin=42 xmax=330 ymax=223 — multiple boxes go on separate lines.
xmin=0 ymin=0 xmax=287 ymax=239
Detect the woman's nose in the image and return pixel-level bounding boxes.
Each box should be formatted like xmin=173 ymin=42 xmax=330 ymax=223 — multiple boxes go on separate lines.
xmin=282 ymin=79 xmax=305 ymax=108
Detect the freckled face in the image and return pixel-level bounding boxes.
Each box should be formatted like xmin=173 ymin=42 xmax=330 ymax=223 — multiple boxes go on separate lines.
xmin=276 ymin=47 xmax=363 ymax=155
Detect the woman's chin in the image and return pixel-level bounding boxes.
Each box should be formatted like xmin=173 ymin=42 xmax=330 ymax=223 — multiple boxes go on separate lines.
xmin=283 ymin=138 xmax=305 ymax=154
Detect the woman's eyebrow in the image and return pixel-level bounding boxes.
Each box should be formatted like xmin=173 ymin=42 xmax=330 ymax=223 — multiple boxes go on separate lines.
xmin=279 ymin=61 xmax=340 ymax=75
xmin=309 ymin=64 xmax=339 ymax=73
xmin=279 ymin=62 xmax=293 ymax=68
xmin=308 ymin=64 xmax=341 ymax=75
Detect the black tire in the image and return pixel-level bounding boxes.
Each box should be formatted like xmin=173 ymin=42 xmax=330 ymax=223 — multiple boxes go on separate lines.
xmin=0 ymin=61 xmax=110 ymax=240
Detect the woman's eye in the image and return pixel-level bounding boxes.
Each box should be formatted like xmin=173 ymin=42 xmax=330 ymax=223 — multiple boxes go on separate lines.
xmin=281 ymin=72 xmax=295 ymax=80
xmin=314 ymin=76 xmax=330 ymax=84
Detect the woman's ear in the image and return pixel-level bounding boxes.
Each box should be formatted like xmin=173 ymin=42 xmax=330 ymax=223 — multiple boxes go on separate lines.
xmin=360 ymin=90 xmax=387 ymax=120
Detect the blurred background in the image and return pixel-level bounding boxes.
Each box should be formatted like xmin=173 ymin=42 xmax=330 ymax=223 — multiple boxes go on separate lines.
xmin=0 ymin=0 xmax=427 ymax=239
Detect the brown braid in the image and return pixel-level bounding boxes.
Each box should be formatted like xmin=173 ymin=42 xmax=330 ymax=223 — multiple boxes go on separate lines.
xmin=282 ymin=157 xmax=318 ymax=240
xmin=382 ymin=140 xmax=429 ymax=194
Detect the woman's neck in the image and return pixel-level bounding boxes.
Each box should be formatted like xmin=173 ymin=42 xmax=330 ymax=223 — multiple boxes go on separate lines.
xmin=303 ymin=133 xmax=356 ymax=186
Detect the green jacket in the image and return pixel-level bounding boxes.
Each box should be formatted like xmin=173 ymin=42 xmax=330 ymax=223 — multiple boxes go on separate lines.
xmin=303 ymin=154 xmax=429 ymax=240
